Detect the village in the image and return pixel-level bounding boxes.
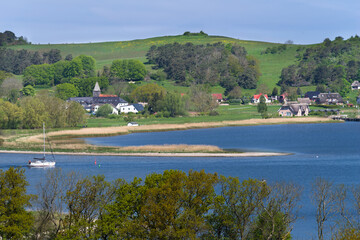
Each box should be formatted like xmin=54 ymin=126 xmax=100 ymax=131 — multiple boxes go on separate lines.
xmin=68 ymin=81 xmax=359 ymax=119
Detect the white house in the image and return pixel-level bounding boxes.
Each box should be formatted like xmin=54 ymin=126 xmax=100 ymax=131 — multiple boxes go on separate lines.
xmin=119 ymin=104 xmax=144 ymax=114
xmin=252 ymin=93 xmax=271 ymax=104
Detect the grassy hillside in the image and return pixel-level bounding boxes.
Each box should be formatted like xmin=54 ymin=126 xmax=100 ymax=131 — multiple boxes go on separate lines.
xmin=9 ymin=34 xmax=312 ymax=95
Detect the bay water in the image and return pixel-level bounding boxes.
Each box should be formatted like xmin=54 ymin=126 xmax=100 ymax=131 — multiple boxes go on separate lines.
xmin=1 ymin=122 xmax=360 ymax=239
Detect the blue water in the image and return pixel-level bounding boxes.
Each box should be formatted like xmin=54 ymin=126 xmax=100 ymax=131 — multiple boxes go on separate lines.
xmin=1 ymin=122 xmax=360 ymax=239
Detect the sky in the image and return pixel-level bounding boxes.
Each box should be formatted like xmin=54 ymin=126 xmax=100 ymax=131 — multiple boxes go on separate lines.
xmin=1 ymin=0 xmax=359 ymax=45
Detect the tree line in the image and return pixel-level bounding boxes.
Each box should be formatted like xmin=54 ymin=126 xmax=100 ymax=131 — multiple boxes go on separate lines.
xmin=146 ymin=42 xmax=260 ymax=92
xmin=2 ymin=168 xmax=302 ymax=240
xmin=0 ymin=30 xmax=29 ymax=46
xmin=3 ymin=167 xmax=360 ymax=240
xmin=278 ymin=36 xmax=360 ymax=96
xmin=0 ymin=48 xmax=61 ymax=75
xmin=5 ymin=167 xmax=360 ymax=240
xmin=0 ymin=96 xmax=86 ymax=129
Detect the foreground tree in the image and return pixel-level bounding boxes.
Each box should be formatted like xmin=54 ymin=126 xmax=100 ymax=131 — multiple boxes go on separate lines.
xmin=312 ymin=177 xmax=336 ymax=240
xmin=0 ymin=167 xmax=34 ymax=239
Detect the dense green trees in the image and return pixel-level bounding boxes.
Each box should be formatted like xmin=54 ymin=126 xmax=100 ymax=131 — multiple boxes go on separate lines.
xmin=0 ymin=48 xmax=61 ymax=75
xmin=0 ymin=96 xmax=86 ymax=129
xmin=55 ymin=83 xmax=78 ymax=100
xmin=0 ymin=167 xmax=34 ymax=239
xmin=278 ymin=36 xmax=360 ymax=95
xmin=110 ymin=59 xmax=146 ymax=81
xmin=131 ymin=83 xmax=166 ymax=113
xmin=146 ymin=42 xmax=260 ymax=91
xmin=26 ymin=169 xmax=301 ymax=239
xmin=22 ymin=55 xmax=97 ymax=88
xmin=0 ymin=30 xmax=29 ymax=46
xmin=96 ymin=104 xmax=113 ymax=117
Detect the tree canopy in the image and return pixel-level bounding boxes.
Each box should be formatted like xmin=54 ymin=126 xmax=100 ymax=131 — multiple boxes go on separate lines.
xmin=146 ymin=42 xmax=260 ymax=91
xmin=110 ymin=59 xmax=147 ymax=81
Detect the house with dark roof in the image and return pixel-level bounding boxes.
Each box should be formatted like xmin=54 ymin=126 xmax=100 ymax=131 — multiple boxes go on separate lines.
xmin=119 ymin=103 xmax=144 ymax=114
xmin=351 ymin=81 xmax=360 ymax=90
xmin=316 ymin=93 xmax=343 ymax=105
xmin=304 ymin=91 xmax=320 ymax=101
xmin=278 ymin=103 xmax=310 ymax=117
xmin=68 ymin=82 xmax=128 ymax=113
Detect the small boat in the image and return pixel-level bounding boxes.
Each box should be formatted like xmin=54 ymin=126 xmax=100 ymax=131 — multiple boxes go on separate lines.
xmin=28 ymin=123 xmax=56 ymax=168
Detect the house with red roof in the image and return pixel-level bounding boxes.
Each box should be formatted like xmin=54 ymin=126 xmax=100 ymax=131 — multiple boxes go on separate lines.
xmin=212 ymin=93 xmax=223 ymax=103
xmin=252 ymin=93 xmax=271 ymax=104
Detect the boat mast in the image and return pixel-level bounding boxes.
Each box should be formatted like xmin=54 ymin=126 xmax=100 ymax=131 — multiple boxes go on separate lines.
xmin=43 ymin=122 xmax=46 ymax=158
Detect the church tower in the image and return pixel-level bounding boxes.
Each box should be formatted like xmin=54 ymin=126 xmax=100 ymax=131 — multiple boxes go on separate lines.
xmin=93 ymin=82 xmax=101 ymax=97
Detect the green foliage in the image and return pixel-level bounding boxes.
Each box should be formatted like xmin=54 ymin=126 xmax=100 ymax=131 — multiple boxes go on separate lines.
xmin=73 ymin=55 xmax=96 ymax=77
xmin=0 ymin=99 xmax=24 ymax=128
xmin=0 ymin=167 xmax=34 ymax=239
xmin=251 ymin=210 xmax=291 ymax=240
xmin=278 ymin=36 xmax=360 ymax=95
xmin=20 ymin=85 xmax=35 ymax=96
xmin=22 ymin=55 xmax=97 ymax=87
xmin=262 ymin=44 xmax=287 ymax=54
xmin=131 ymin=83 xmax=166 ymax=113
xmin=66 ymin=101 xmax=86 ymax=127
xmin=110 ymin=59 xmax=146 ymax=81
xmin=23 ymin=64 xmax=55 ymax=86
xmin=0 ymin=96 xmax=86 ymax=129
xmin=96 ymin=104 xmax=113 ymax=117
xmin=0 ymin=48 xmax=61 ymax=75
xmin=55 ymin=83 xmax=79 ymax=100
xmin=257 ymin=95 xmax=268 ymax=114
xmin=71 ymin=76 xmax=108 ymax=97
xmin=146 ymin=42 xmax=260 ymax=90
xmin=157 ymin=92 xmax=185 ymax=117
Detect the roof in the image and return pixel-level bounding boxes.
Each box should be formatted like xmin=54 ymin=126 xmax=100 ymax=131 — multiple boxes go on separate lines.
xmin=351 ymin=81 xmax=360 ymax=87
xmin=93 ymin=97 xmax=127 ymax=105
xmin=99 ymin=94 xmax=118 ymax=97
xmin=253 ymin=93 xmax=268 ymax=100
xmin=317 ymin=93 xmax=343 ymax=104
xmin=305 ymin=91 xmax=320 ymax=99
xmin=298 ymin=98 xmax=311 ymax=104
xmin=279 ymin=103 xmax=309 ymax=114
xmin=212 ymin=93 xmax=223 ymax=100
xmin=93 ymin=82 xmax=101 ymax=92
xmin=133 ymin=103 xmax=144 ymax=111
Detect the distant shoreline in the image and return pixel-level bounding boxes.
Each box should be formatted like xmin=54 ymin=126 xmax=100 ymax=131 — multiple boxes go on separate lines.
xmin=0 ymin=150 xmax=291 ymax=158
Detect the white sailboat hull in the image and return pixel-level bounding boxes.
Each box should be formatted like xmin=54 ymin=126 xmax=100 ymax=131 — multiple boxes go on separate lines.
xmin=28 ymin=160 xmax=56 ymax=168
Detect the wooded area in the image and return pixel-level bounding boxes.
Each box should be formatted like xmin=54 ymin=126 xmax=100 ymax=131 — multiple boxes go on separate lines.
xmin=278 ymin=36 xmax=360 ymax=96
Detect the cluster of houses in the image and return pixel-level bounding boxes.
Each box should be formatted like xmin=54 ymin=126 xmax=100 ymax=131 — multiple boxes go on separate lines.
xmin=68 ymin=82 xmax=144 ymax=115
xmin=67 ymin=82 xmax=348 ymax=118
xmin=250 ymin=91 xmax=344 ymax=117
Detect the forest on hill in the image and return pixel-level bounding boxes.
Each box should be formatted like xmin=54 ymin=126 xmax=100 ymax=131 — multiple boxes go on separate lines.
xmin=278 ymin=36 xmax=360 ymax=96
xmin=146 ymin=42 xmax=260 ymax=92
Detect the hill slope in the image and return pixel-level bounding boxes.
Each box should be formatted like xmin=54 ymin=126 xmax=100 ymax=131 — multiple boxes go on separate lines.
xmin=9 ymin=34 xmax=311 ymax=94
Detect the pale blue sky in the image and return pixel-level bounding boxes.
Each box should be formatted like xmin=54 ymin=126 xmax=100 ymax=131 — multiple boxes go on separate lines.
xmin=1 ymin=0 xmax=359 ymax=44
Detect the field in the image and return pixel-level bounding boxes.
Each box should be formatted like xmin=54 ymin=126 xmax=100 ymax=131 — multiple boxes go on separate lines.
xmin=9 ymin=34 xmax=317 ymax=95
xmin=86 ymin=104 xmax=283 ymax=128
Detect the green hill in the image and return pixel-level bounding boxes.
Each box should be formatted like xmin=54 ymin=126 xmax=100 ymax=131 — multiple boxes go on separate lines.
xmin=9 ymin=34 xmax=314 ymax=95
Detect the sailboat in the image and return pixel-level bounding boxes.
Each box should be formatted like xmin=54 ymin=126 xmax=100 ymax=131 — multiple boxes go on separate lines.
xmin=28 ymin=123 xmax=56 ymax=167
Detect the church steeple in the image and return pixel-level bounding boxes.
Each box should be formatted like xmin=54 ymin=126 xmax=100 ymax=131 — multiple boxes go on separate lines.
xmin=93 ymin=82 xmax=101 ymax=97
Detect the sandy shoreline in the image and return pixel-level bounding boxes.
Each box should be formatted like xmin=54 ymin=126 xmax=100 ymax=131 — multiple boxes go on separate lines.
xmin=22 ymin=117 xmax=336 ymax=143
xmin=0 ymin=150 xmax=291 ymax=157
